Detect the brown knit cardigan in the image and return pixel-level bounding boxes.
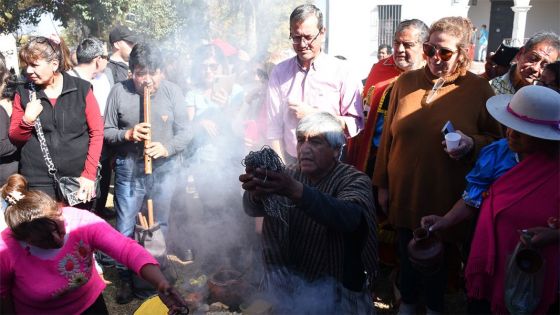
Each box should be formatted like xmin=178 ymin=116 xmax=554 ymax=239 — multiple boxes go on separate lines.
xmin=373 ymin=66 xmax=502 ymax=239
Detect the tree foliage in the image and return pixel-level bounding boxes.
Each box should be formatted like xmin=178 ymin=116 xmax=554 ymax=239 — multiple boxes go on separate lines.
xmin=0 ymin=0 xmax=128 ymax=36
xmin=0 ymin=0 xmax=50 ymax=34
xmin=2 ymin=0 xmax=302 ymax=60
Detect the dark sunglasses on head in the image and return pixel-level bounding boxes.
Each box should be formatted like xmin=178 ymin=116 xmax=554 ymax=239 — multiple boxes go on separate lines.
xmin=423 ymin=43 xmax=457 ymax=61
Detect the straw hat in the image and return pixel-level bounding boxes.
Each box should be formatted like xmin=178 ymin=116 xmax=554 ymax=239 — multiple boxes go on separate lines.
xmin=486 ymin=85 xmax=560 ymax=140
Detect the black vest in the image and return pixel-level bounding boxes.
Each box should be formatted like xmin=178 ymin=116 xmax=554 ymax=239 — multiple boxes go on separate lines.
xmin=17 ymin=72 xmax=91 ymax=187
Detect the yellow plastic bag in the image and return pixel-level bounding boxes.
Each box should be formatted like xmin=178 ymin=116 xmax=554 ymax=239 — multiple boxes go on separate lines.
xmin=134 ymin=295 xmax=168 ymax=315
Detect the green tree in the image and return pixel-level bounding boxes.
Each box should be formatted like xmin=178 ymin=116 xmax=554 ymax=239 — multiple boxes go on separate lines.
xmin=126 ymin=0 xmax=186 ymax=41
xmin=0 ymin=0 xmax=51 ymax=34
xmin=3 ymin=0 xmax=304 ymax=61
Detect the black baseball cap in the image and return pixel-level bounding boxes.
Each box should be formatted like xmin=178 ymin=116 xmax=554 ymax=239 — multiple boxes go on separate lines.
xmin=109 ymin=25 xmax=139 ymax=45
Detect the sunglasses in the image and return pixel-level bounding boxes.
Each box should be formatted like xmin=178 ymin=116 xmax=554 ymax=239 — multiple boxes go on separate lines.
xmin=423 ymin=43 xmax=457 ymax=61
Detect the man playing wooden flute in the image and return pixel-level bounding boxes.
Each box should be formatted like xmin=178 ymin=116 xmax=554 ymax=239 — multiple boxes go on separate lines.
xmin=104 ymin=43 xmax=190 ymax=304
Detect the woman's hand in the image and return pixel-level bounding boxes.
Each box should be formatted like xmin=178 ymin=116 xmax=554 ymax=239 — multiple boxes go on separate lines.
xmin=521 ymin=227 xmax=560 ymax=248
xmin=23 ymin=92 xmax=43 ymax=124
xmin=421 ymin=215 xmax=449 ymax=232
xmin=78 ymin=176 xmax=96 ymax=202
xmin=443 ymin=130 xmax=474 ymax=160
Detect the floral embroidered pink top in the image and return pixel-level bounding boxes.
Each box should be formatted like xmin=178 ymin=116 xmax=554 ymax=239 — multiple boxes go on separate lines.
xmin=0 ymin=207 xmax=158 ymax=314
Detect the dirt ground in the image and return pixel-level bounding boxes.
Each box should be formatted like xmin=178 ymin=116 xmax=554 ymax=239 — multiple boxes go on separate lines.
xmin=100 ymin=262 xmax=467 ymax=315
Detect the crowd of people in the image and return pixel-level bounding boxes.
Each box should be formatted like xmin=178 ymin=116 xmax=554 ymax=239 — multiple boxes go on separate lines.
xmin=0 ymin=3 xmax=559 ymax=314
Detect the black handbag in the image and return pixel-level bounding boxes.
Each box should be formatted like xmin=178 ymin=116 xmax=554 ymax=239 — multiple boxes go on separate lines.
xmin=32 ymin=106 xmax=101 ymax=206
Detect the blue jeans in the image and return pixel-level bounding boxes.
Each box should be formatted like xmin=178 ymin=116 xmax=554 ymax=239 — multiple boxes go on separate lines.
xmin=114 ymin=154 xmax=175 ymax=279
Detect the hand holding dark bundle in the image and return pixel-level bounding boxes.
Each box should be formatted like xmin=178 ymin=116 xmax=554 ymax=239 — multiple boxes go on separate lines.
xmin=241 ymin=146 xmax=295 ymax=221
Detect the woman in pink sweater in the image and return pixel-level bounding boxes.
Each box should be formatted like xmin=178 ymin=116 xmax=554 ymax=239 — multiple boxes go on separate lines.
xmin=0 ymin=174 xmax=187 ymax=314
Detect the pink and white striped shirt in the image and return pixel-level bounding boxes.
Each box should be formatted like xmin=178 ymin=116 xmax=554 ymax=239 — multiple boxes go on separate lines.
xmin=266 ymin=53 xmax=364 ymax=157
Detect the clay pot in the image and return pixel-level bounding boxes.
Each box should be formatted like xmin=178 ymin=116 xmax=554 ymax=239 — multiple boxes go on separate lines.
xmin=407 ymin=227 xmax=444 ymax=274
xmin=207 ymin=269 xmax=249 ymax=310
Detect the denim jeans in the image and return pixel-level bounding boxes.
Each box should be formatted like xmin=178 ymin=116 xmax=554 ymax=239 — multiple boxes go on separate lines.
xmin=114 ymin=154 xmax=176 ymax=280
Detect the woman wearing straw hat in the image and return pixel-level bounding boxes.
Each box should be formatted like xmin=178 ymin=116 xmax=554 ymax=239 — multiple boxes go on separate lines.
xmin=422 ymin=85 xmax=560 ymax=314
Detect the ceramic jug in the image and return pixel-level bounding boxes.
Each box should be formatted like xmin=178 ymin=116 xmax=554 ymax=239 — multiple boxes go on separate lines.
xmin=407 ymin=227 xmax=444 ymax=274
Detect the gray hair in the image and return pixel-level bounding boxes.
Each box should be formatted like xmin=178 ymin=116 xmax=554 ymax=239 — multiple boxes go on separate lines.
xmin=395 ymin=19 xmax=429 ymax=43
xmin=523 ymin=31 xmax=560 ymax=53
xmin=296 ymin=112 xmax=346 ymax=150
xmin=76 ymin=37 xmax=105 ymax=64
xmin=290 ymin=4 xmax=324 ymax=30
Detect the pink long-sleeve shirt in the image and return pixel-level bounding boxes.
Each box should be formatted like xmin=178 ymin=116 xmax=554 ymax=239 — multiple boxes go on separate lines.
xmin=0 ymin=207 xmax=158 ymax=314
xmin=265 ymin=53 xmax=364 ymax=158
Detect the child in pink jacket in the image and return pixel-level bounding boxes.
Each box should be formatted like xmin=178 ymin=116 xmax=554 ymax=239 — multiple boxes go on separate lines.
xmin=0 ymin=174 xmax=187 ymax=314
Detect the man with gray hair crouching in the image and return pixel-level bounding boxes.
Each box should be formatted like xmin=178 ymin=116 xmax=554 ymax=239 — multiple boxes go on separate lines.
xmin=240 ymin=112 xmax=377 ymax=314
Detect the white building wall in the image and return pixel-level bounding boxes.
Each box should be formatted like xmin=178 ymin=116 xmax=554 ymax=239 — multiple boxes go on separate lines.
xmin=324 ymin=0 xmax=473 ymax=78
xmin=525 ymin=0 xmax=560 ymax=37
xmin=323 ymin=0 xmax=377 ymax=77
xmin=468 ymin=0 xmax=559 ymax=43
xmin=401 ymin=0 xmax=470 ymax=25
xmin=468 ymin=0 xmax=492 ymax=31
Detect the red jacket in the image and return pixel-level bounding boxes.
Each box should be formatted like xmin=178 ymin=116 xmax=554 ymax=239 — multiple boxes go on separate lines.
xmin=345 ymin=57 xmax=401 ymax=172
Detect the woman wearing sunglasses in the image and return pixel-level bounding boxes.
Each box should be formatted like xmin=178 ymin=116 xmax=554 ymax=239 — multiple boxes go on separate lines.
xmin=373 ymin=16 xmax=502 ymax=314
xmin=8 ymin=36 xmax=103 ymax=208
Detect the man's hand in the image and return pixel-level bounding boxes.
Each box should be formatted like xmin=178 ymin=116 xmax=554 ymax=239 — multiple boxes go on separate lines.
xmin=443 ymin=130 xmax=474 ymax=160
xmin=252 ymin=167 xmax=303 ymax=201
xmin=239 ymin=166 xmax=268 ymax=201
xmin=127 ymin=122 xmax=151 ymax=142
xmin=288 ymin=100 xmax=317 ymax=120
xmin=23 ymin=92 xmax=43 ymax=124
xmin=145 ymin=142 xmax=169 ymax=159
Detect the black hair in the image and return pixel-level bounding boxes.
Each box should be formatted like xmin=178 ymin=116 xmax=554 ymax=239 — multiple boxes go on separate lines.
xmin=190 ymin=44 xmax=227 ymax=87
xmin=76 ymin=37 xmax=105 ymax=64
xmin=128 ymin=43 xmax=162 ymax=73
xmin=544 ymin=61 xmax=560 ymax=88
xmin=378 ymin=44 xmax=392 ymax=54
xmin=1 ymin=74 xmax=19 ymax=100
